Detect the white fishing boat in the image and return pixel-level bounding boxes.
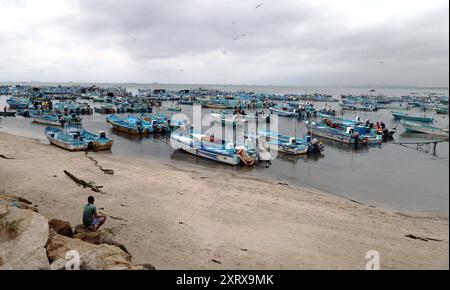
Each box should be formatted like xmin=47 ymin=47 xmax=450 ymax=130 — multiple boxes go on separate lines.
xmin=170 ymin=131 xmax=272 ymax=166
xmin=401 ymin=120 xmax=449 ymax=138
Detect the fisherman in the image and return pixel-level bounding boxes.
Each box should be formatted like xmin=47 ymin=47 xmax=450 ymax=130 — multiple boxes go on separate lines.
xmin=82 ymin=196 xmax=106 ymax=231
xmin=3 ymin=105 xmax=7 ymax=116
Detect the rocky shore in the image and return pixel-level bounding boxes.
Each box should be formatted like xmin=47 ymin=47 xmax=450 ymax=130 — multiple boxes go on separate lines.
xmin=0 ymin=193 xmax=154 ymax=270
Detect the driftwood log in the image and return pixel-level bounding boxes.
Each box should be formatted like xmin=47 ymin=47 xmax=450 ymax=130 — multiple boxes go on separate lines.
xmin=0 ymin=154 xmax=14 ymax=159
xmin=63 ymin=170 xmax=102 ymax=193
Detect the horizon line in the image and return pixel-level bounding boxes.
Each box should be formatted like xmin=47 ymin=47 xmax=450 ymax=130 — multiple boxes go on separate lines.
xmin=0 ymin=80 xmax=448 ymax=90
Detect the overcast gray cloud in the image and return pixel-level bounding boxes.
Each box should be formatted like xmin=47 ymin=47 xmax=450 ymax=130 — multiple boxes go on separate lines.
xmin=0 ymin=0 xmax=448 ymax=86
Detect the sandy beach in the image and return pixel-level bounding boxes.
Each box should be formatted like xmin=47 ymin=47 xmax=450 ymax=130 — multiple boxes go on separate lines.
xmin=0 ymin=131 xmax=448 ymax=270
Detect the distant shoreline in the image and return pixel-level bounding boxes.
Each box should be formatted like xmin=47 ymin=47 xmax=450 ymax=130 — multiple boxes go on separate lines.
xmin=1 ymin=81 xmax=448 ymax=91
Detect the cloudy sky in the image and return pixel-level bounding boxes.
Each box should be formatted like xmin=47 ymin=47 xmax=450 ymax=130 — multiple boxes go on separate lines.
xmin=0 ymin=0 xmax=448 ymax=86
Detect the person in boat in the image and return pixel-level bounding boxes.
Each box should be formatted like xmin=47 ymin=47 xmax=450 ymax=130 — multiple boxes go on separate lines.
xmin=83 ymin=196 xmax=106 ymax=231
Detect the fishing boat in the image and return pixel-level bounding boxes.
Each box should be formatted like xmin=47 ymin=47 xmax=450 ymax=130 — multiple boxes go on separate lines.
xmin=1 ymin=110 xmax=16 ymax=117
xmin=391 ymin=111 xmax=434 ymax=123
xmin=163 ymin=106 xmax=182 ymax=112
xmin=210 ymin=113 xmax=248 ymax=127
xmin=269 ymin=105 xmax=299 ymax=117
xmin=435 ymin=106 xmax=449 ymax=114
xmin=340 ymin=103 xmax=378 ymax=111
xmin=400 ymin=120 xmax=449 ymax=138
xmin=170 ymin=130 xmax=272 ymax=166
xmin=45 ymin=126 xmax=114 ymax=151
xmin=250 ymin=130 xmax=325 ymax=155
xmin=305 ymin=119 xmax=383 ymax=145
xmin=141 ymin=113 xmax=171 ymax=133
xmin=94 ymin=104 xmax=117 ymax=114
xmin=107 ymin=115 xmax=155 ymax=135
xmin=178 ymin=100 xmax=194 ymax=105
xmin=30 ymin=111 xmax=61 ymax=126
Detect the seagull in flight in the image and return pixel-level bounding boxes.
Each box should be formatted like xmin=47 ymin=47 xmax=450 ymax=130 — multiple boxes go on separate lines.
xmin=378 ymin=60 xmax=383 ymax=64
xmin=222 ymin=51 xmax=227 ymax=55
xmin=255 ymin=3 xmax=263 ymax=9
xmin=179 ymin=69 xmax=184 ymax=72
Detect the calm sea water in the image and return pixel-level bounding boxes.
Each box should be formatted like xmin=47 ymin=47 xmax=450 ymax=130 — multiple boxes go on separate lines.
xmin=1 ymin=84 xmax=449 ymax=214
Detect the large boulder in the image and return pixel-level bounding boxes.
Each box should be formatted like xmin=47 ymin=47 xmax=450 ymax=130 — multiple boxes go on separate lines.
xmin=49 ymin=219 xmax=73 ymax=238
xmin=46 ymin=234 xmax=150 ymax=270
xmin=73 ymin=231 xmax=129 ymax=254
xmin=0 ymin=204 xmax=50 ymax=270
xmin=74 ymin=224 xmax=92 ymax=234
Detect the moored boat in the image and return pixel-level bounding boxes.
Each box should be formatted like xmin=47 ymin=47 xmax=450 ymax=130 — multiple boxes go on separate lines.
xmin=45 ymin=126 xmax=114 ymax=151
xmin=391 ymin=111 xmax=434 ymax=123
xmin=435 ymin=106 xmax=449 ymax=114
xmin=400 ymin=120 xmax=449 ymax=138
xmin=170 ymin=130 xmax=272 ymax=166
xmin=253 ymin=130 xmax=325 ymax=155
xmin=107 ymin=115 xmax=154 ymax=135
xmin=30 ymin=111 xmax=61 ymax=126
xmin=269 ymin=106 xmax=299 ymax=117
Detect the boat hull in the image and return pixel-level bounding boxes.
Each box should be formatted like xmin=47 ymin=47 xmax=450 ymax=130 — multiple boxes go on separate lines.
xmin=401 ymin=121 xmax=449 ymax=138
xmin=392 ymin=112 xmax=434 ymax=123
xmin=32 ymin=117 xmax=61 ymax=126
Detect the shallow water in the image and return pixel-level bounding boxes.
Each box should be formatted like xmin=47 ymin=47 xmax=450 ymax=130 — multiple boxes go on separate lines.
xmin=1 ymin=85 xmax=449 ymax=214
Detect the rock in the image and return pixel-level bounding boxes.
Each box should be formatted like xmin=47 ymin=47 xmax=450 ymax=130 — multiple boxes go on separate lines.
xmin=49 ymin=219 xmax=73 ymax=238
xmin=74 ymin=224 xmax=93 ymax=234
xmin=0 ymin=193 xmax=38 ymax=212
xmin=73 ymin=231 xmax=130 ymax=255
xmin=0 ymin=206 xmax=50 ymax=270
xmin=0 ymin=202 xmax=7 ymax=217
xmin=138 ymin=263 xmax=156 ymax=270
xmin=47 ymin=234 xmax=152 ymax=270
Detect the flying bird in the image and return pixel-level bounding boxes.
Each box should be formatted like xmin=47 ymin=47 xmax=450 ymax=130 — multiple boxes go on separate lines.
xmin=233 ymin=37 xmax=240 ymax=41
xmin=378 ymin=61 xmax=383 ymax=64
xmin=241 ymin=34 xmax=247 ymax=37
xmin=222 ymin=51 xmax=227 ymax=55
xmin=255 ymin=3 xmax=263 ymax=9
xmin=179 ymin=69 xmax=184 ymax=72
xmin=232 ymin=21 xmax=236 ymax=24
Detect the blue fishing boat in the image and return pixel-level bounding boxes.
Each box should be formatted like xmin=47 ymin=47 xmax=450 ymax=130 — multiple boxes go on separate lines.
xmin=391 ymin=111 xmax=434 ymax=123
xmin=252 ymin=130 xmax=325 ymax=155
xmin=305 ymin=118 xmax=383 ymax=145
xmin=45 ymin=126 xmax=114 ymax=151
xmin=107 ymin=115 xmax=155 ymax=135
xmin=30 ymin=110 xmax=61 ymax=126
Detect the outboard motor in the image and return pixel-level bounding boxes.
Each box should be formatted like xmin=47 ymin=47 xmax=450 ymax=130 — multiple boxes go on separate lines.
xmin=99 ymin=131 xmax=106 ymax=139
xmin=310 ymin=138 xmax=325 ymax=153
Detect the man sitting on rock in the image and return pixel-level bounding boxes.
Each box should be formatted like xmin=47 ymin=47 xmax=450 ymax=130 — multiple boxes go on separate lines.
xmin=83 ymin=196 xmax=106 ymax=231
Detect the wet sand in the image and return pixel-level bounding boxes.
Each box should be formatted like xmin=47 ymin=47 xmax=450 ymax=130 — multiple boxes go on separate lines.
xmin=0 ymin=131 xmax=448 ymax=269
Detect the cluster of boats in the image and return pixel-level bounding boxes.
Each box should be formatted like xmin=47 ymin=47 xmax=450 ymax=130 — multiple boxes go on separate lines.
xmin=1 ymin=84 xmax=449 ymax=166
xmin=339 ymin=94 xmax=449 ymax=113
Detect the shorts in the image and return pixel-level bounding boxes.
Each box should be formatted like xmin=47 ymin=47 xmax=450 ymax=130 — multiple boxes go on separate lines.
xmin=91 ymin=217 xmax=103 ymax=225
